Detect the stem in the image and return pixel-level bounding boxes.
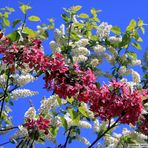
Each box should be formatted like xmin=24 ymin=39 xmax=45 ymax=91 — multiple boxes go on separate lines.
xmin=62 ymin=127 xmax=72 ymax=148
xmin=88 ymin=117 xmax=121 ymax=148
xmin=0 ymin=126 xmax=18 ymax=131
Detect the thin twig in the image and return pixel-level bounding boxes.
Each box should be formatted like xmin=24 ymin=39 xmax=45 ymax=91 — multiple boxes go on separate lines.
xmin=88 ymin=117 xmax=121 ymax=148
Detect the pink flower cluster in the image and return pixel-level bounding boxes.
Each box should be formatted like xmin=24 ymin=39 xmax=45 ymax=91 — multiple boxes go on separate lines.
xmin=43 ymin=53 xmax=96 ymax=103
xmin=0 ymin=39 xmax=49 ymax=72
xmin=138 ymin=117 xmax=148 ymax=135
xmin=24 ymin=116 xmax=50 ymax=135
xmin=43 ymin=54 xmax=143 ymax=125
xmin=90 ymin=80 xmax=143 ymax=125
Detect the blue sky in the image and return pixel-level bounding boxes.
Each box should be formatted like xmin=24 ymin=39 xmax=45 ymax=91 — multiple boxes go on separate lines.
xmin=0 ymin=0 xmax=148 ymax=147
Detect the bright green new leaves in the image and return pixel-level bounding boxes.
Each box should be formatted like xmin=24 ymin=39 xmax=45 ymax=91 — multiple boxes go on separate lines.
xmin=78 ymin=106 xmax=89 ymax=118
xmin=111 ymin=26 xmax=121 ymax=35
xmin=23 ymin=27 xmax=36 ymax=38
xmin=3 ymin=18 xmax=10 ymax=26
xmin=132 ymin=42 xmax=142 ymax=50
xmin=68 ymin=109 xmax=80 ymax=125
xmin=79 ymin=13 xmax=89 ymax=19
xmin=126 ymin=19 xmax=136 ymax=31
xmin=60 ymin=117 xmax=68 ymax=131
xmin=19 ymin=3 xmax=32 ymax=14
xmin=127 ymin=51 xmax=137 ymax=60
xmin=7 ymin=31 xmax=20 ymax=42
xmin=12 ymin=19 xmax=21 ymax=28
xmin=28 ymin=15 xmax=40 ymax=22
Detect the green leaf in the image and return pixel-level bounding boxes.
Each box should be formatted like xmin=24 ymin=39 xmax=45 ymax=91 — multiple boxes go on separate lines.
xmin=66 ymin=97 xmax=74 ymax=104
xmin=3 ymin=18 xmax=10 ymax=26
xmin=23 ymin=27 xmax=36 ymax=38
xmin=132 ymin=42 xmax=142 ymax=50
xmin=72 ymin=5 xmax=82 ymax=12
xmin=56 ymin=96 xmax=62 ymax=105
xmin=61 ymin=14 xmax=69 ymax=22
xmin=68 ymin=109 xmax=80 ymax=125
xmin=12 ymin=19 xmax=21 ymax=28
xmin=50 ymin=126 xmax=59 ymax=137
xmin=126 ymin=19 xmax=136 ymax=31
xmin=79 ymin=13 xmax=89 ymax=18
xmin=78 ymin=106 xmax=88 ymax=117
xmin=138 ymin=18 xmax=143 ymax=27
xmin=7 ymin=31 xmax=20 ymax=42
xmin=60 ymin=117 xmax=68 ymax=130
xmin=140 ymin=27 xmax=145 ymax=34
xmin=127 ymin=51 xmax=137 ymax=60
xmin=6 ymin=7 xmax=15 ymax=12
xmin=19 ymin=4 xmax=31 ymax=14
xmin=28 ymin=15 xmax=40 ymax=22
xmin=111 ymin=26 xmax=121 ymax=35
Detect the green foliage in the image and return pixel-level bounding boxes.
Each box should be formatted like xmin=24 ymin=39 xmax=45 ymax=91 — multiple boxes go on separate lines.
xmin=28 ymin=15 xmax=40 ymax=22
xmin=19 ymin=3 xmax=32 ymax=14
xmin=111 ymin=26 xmax=121 ymax=35
xmin=126 ymin=19 xmax=136 ymax=31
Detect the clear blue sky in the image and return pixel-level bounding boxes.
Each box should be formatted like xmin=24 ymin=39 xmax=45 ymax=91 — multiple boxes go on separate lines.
xmin=0 ymin=0 xmax=148 ymax=147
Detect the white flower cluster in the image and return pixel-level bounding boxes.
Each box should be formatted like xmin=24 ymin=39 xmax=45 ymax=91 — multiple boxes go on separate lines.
xmin=39 ymin=95 xmax=67 ymax=115
xmin=131 ymin=59 xmax=141 ymax=66
xmin=72 ymin=47 xmax=90 ymax=56
xmin=93 ymin=45 xmax=106 ymax=52
xmin=131 ymin=70 xmax=141 ymax=83
xmin=24 ymin=106 xmax=36 ymax=119
xmin=75 ymin=39 xmax=89 ymax=47
xmin=76 ymin=135 xmax=91 ymax=146
xmin=49 ymin=24 xmax=65 ymax=53
xmin=97 ymin=22 xmax=112 ymax=39
xmin=11 ymin=89 xmax=38 ymax=100
xmin=0 ymin=74 xmax=6 ymax=86
xmin=12 ymin=73 xmax=35 ymax=86
xmin=93 ymin=119 xmax=100 ymax=132
xmin=90 ymin=58 xmax=100 ymax=67
xmin=108 ymin=36 xmax=122 ymax=44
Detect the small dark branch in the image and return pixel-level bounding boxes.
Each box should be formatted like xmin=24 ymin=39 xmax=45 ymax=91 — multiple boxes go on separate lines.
xmin=88 ymin=117 xmax=121 ymax=148
xmin=62 ymin=127 xmax=72 ymax=148
xmin=30 ymin=139 xmax=35 ymax=148
xmin=0 ymin=126 xmax=18 ymax=131
xmin=0 ymin=137 xmax=25 ymax=147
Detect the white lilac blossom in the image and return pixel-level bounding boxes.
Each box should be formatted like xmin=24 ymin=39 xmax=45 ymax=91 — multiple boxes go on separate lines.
xmin=72 ymin=47 xmax=90 ymax=56
xmin=93 ymin=119 xmax=100 ymax=132
xmin=131 ymin=59 xmax=141 ymax=66
xmin=131 ymin=70 xmax=141 ymax=83
xmin=118 ymin=66 xmax=127 ymax=75
xmin=73 ymin=55 xmax=88 ymax=63
xmin=39 ymin=95 xmax=67 ymax=115
xmin=93 ymin=45 xmax=106 ymax=52
xmin=76 ymin=135 xmax=91 ymax=146
xmin=108 ymin=36 xmax=122 ymax=44
xmin=0 ymin=74 xmax=6 ymax=86
xmin=24 ymin=107 xmax=36 ymax=119
xmin=60 ymin=24 xmax=65 ymax=35
xmin=49 ymin=40 xmax=61 ymax=53
xmin=12 ymin=74 xmax=35 ymax=86
xmin=75 ymin=39 xmax=89 ymax=47
xmin=11 ymin=89 xmax=38 ymax=100
xmin=90 ymin=58 xmax=100 ymax=67
xmin=97 ymin=22 xmax=112 ymax=39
